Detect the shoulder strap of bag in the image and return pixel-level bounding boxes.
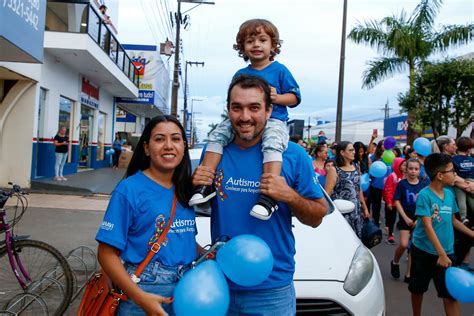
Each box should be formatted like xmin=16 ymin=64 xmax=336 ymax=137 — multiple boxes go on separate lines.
xmin=133 ymin=193 xmax=177 ymax=278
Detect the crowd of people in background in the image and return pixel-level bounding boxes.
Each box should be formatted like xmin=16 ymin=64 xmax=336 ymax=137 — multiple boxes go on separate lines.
xmin=292 ymin=131 xmax=474 ymax=316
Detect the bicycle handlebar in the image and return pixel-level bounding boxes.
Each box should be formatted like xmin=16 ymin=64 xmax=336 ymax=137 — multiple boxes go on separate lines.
xmin=0 ymin=183 xmax=27 ymax=208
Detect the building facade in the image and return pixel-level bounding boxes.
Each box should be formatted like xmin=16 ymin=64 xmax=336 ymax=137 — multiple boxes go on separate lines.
xmin=0 ymin=0 xmax=147 ymax=187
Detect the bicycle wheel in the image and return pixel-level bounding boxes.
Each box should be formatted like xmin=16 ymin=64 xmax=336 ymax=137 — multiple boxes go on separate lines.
xmin=0 ymin=239 xmax=74 ymax=315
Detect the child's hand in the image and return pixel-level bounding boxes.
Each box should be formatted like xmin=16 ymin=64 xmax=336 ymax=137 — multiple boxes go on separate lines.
xmin=437 ymin=255 xmax=452 ymax=268
xmin=192 ymin=166 xmax=215 ymax=187
xmin=270 ymin=86 xmax=278 ymax=103
xmin=405 ymin=218 xmax=414 ymax=227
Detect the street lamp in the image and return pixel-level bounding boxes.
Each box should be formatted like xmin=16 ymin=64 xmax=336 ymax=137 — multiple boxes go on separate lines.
xmin=170 ymin=0 xmax=214 ymax=117
xmin=183 ymin=61 xmax=204 ymax=131
xmin=190 ymin=98 xmax=203 ymax=146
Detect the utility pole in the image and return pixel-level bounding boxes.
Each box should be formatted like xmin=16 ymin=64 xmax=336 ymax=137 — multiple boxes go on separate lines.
xmin=183 ymin=61 xmax=204 ymax=136
xmin=335 ymin=0 xmax=348 ymax=142
xmin=381 ymin=100 xmax=392 ymax=119
xmin=170 ymin=0 xmax=214 ymax=118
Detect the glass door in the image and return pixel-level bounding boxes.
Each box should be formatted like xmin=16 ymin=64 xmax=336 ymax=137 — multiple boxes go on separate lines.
xmin=79 ymin=105 xmax=94 ymax=169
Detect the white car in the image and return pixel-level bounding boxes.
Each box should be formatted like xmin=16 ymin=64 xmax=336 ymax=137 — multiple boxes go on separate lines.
xmin=189 ymin=148 xmax=385 ymax=315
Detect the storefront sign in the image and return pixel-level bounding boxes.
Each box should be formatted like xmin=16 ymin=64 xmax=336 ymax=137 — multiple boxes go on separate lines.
xmin=81 ymin=77 xmax=100 ymax=109
xmin=116 ymin=90 xmax=154 ymax=105
xmin=0 ymin=0 xmax=46 ymax=62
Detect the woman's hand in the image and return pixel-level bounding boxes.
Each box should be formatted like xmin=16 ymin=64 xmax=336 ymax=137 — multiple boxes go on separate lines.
xmin=363 ymin=208 xmax=370 ymax=219
xmin=136 ymin=292 xmax=173 ymax=316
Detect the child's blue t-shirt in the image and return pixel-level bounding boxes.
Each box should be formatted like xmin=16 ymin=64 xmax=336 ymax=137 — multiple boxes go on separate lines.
xmin=234 ymin=61 xmax=301 ymax=122
xmin=210 ymin=142 xmax=323 ymax=290
xmin=394 ymin=179 xmax=428 ymax=217
xmin=452 ymin=154 xmax=474 ymax=179
xmin=96 ymin=171 xmax=197 ymax=266
xmin=412 ymin=187 xmax=459 ymax=255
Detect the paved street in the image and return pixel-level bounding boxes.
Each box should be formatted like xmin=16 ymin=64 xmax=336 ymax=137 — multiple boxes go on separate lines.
xmin=3 ymin=193 xmax=474 ymax=315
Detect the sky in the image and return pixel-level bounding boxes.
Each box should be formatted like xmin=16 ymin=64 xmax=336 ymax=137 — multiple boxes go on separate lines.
xmin=112 ymin=0 xmax=474 ymax=141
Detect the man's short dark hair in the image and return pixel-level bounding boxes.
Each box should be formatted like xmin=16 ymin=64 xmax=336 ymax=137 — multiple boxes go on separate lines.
xmin=424 ymin=153 xmax=452 ymax=181
xmin=290 ymin=134 xmax=302 ymax=143
xmin=456 ymin=136 xmax=473 ymax=152
xmin=227 ymin=75 xmax=272 ymax=110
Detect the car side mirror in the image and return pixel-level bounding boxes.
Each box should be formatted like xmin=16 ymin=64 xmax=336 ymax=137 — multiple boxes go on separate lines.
xmin=333 ymin=199 xmax=355 ymax=214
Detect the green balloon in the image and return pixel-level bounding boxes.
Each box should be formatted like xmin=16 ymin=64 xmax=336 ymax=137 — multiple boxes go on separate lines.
xmin=382 ymin=150 xmax=396 ymax=165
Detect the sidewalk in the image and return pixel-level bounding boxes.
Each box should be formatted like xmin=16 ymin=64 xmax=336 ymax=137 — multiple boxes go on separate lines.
xmin=30 ymin=167 xmax=125 ymax=196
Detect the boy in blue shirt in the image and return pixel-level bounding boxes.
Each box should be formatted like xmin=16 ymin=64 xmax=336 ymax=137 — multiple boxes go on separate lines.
xmin=190 ymin=19 xmax=301 ymax=221
xmin=410 ymin=153 xmax=474 ymax=316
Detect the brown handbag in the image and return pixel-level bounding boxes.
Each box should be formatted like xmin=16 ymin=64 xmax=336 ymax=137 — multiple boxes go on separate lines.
xmin=77 ymin=194 xmax=177 ymax=316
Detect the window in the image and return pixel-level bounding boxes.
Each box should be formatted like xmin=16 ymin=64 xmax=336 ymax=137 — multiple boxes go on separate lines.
xmin=97 ymin=112 xmax=106 ymax=161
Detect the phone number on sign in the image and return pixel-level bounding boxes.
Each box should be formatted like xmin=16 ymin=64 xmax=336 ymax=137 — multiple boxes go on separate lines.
xmin=3 ymin=0 xmax=40 ymax=31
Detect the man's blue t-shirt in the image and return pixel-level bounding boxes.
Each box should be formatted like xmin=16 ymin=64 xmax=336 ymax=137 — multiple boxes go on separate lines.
xmin=96 ymin=171 xmax=197 ymax=266
xmin=452 ymin=154 xmax=474 ymax=179
xmin=234 ymin=61 xmax=301 ymax=122
xmin=394 ymin=179 xmax=428 ymax=218
xmin=210 ymin=142 xmax=323 ymax=290
xmin=413 ymin=187 xmax=459 ymax=255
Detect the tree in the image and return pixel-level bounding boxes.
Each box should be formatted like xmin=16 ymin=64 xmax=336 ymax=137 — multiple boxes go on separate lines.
xmin=348 ymin=0 xmax=474 ymax=142
xmin=398 ymin=58 xmax=474 ymax=138
xmin=207 ymin=110 xmax=229 ymax=137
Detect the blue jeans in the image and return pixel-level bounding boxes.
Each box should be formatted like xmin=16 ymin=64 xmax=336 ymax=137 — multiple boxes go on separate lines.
xmin=227 ymin=282 xmax=296 ymax=316
xmin=54 ymin=152 xmax=67 ymax=177
xmin=116 ymin=261 xmax=190 ymax=316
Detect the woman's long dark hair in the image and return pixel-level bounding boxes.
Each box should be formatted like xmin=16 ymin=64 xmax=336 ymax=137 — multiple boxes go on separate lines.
xmin=374 ymin=140 xmax=384 ymax=161
xmin=354 ymin=141 xmax=368 ymax=173
xmin=125 ymin=115 xmax=192 ymax=207
xmin=335 ymin=141 xmax=352 ymax=167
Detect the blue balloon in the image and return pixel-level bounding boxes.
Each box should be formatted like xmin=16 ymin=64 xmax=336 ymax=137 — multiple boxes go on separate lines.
xmin=106 ymin=148 xmax=115 ymax=156
xmin=413 ymin=137 xmax=431 ymax=157
xmin=174 ymin=260 xmax=229 ymax=316
xmin=216 ymin=234 xmax=273 ymax=287
xmin=360 ymin=173 xmax=370 ymax=192
xmin=445 ymin=267 xmax=474 ymax=303
xmin=369 ymin=161 xmax=388 ymax=178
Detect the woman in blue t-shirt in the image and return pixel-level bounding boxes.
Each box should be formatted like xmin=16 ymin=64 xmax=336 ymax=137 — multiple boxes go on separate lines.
xmin=112 ymin=132 xmax=126 ymax=169
xmin=96 ymin=115 xmax=199 ymax=315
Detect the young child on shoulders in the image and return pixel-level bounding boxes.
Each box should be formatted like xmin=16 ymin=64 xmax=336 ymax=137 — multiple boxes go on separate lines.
xmin=190 ymin=19 xmax=301 ymax=221
xmin=390 ymin=158 xmax=428 ymax=282
xmin=409 ymin=153 xmax=474 ymax=316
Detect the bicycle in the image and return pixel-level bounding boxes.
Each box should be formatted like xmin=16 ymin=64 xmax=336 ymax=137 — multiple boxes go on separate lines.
xmin=0 ymin=183 xmax=74 ymax=315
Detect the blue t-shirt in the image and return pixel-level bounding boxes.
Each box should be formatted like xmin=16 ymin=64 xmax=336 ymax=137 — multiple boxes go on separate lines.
xmin=96 ymin=171 xmax=197 ymax=266
xmin=394 ymin=179 xmax=428 ymax=218
xmin=452 ymin=154 xmax=474 ymax=179
xmin=412 ymin=187 xmax=459 ymax=255
xmin=234 ymin=61 xmax=301 ymax=122
xmin=113 ymin=139 xmax=125 ymax=150
xmin=419 ymin=164 xmax=430 ymax=184
xmin=210 ymin=142 xmax=323 ymax=290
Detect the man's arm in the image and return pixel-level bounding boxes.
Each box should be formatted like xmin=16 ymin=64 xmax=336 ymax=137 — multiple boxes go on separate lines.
xmin=260 ymin=173 xmax=327 ymax=228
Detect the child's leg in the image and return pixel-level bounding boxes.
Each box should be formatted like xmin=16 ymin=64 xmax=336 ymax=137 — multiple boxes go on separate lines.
xmin=250 ymin=119 xmax=288 ymax=220
xmin=411 ymin=293 xmax=423 ymax=316
xmin=442 ymin=299 xmax=460 ymax=316
xmin=393 ymin=230 xmax=409 ymax=263
xmin=190 ymin=120 xmax=233 ymax=206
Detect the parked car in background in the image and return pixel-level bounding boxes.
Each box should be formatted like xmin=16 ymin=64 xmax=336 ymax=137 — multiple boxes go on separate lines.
xmin=190 ymin=148 xmax=386 ymax=315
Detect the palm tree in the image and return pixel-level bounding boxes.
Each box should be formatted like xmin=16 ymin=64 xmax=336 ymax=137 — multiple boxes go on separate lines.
xmin=348 ymin=0 xmax=473 ymax=142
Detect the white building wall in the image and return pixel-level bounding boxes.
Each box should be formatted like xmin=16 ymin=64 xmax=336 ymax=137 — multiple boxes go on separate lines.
xmin=40 ymin=52 xmax=80 ymax=140
xmin=0 ymin=81 xmax=37 ymax=187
